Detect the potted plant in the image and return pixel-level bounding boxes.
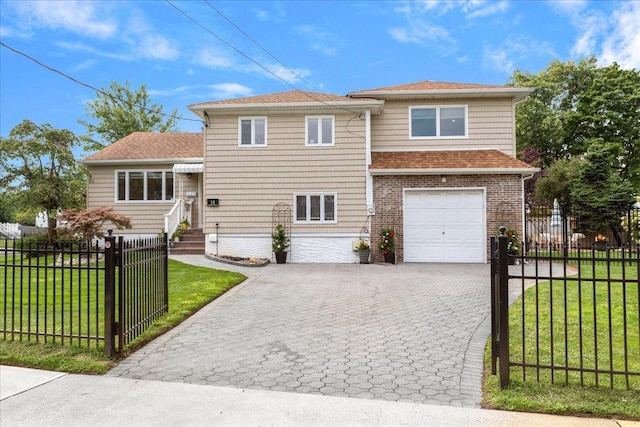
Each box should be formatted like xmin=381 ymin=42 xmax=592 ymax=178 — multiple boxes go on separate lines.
xmin=171 ymin=228 xmax=183 ymax=243
xmin=379 ymin=227 xmax=396 ymax=264
xmin=272 ymin=224 xmax=290 ymax=264
xmin=180 ymin=218 xmax=190 ymax=230
xmin=357 ymin=240 xmax=370 ymax=264
xmin=504 ymin=228 xmax=520 ymax=264
xmin=593 ymin=234 xmax=608 ymax=251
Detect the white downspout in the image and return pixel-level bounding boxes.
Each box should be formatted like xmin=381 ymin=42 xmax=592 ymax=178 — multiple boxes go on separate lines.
xmin=365 ymin=109 xmax=373 ymax=210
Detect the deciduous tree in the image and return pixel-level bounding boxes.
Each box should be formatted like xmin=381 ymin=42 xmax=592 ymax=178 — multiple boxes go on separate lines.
xmin=57 ymin=207 xmax=132 ymax=241
xmin=0 ymin=120 xmax=86 ymax=243
xmin=79 ymin=80 xmax=178 ymax=151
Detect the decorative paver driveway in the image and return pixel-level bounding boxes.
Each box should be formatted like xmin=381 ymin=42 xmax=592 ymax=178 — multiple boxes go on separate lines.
xmin=107 ymin=259 xmax=492 ymax=407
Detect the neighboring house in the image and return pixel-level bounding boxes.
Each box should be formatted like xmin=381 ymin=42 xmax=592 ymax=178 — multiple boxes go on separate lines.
xmin=84 ymin=80 xmax=538 ymax=263
xmin=83 ymin=132 xmax=203 ymax=237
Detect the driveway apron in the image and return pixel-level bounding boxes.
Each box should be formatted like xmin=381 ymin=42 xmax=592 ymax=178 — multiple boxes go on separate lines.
xmin=107 ymin=259 xmax=491 ymax=407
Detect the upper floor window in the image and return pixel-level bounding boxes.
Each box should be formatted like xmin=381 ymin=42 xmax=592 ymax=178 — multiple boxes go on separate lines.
xmin=295 ymin=193 xmax=337 ymax=223
xmin=116 ymin=170 xmax=174 ymax=202
xmin=306 ymin=116 xmax=334 ymax=146
xmin=410 ymin=106 xmax=467 ymax=138
xmin=239 ymin=117 xmax=267 ymax=146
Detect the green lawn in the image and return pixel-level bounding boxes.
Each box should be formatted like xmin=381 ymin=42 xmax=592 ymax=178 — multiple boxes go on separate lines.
xmin=484 ymin=259 xmax=640 ymax=420
xmin=0 ymin=258 xmax=245 ymax=373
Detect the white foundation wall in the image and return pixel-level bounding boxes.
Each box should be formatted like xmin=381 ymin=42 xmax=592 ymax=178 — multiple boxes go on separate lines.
xmin=206 ymin=233 xmax=362 ymax=263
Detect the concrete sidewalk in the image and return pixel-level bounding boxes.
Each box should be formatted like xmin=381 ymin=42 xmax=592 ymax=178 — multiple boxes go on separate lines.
xmin=1 ymin=366 xmax=633 ymax=427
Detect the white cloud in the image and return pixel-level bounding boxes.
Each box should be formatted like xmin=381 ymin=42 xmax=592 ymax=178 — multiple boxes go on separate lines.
xmin=206 ymin=83 xmax=254 ymax=100
xmin=252 ymin=3 xmax=286 ymax=23
xmin=296 ymin=25 xmax=342 ymax=56
xmin=72 ymin=59 xmax=98 ymax=73
xmin=389 ymin=0 xmax=511 ymax=48
xmin=483 ymin=38 xmax=557 ymax=74
xmin=134 ymin=34 xmax=180 ymax=61
xmin=599 ymin=2 xmax=640 ymax=69
xmin=11 ymin=1 xmax=117 ymax=39
xmin=257 ymin=63 xmax=312 ymax=85
xmin=484 ymin=46 xmax=514 ymax=74
xmin=389 ymin=18 xmax=453 ymax=46
xmin=196 ymin=47 xmax=237 ymax=70
xmin=465 ymin=1 xmax=509 ymax=19
xmin=555 ymin=0 xmax=640 ymax=69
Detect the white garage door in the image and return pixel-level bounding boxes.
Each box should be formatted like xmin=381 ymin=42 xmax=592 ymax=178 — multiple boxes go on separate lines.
xmin=404 ymin=189 xmax=485 ymax=263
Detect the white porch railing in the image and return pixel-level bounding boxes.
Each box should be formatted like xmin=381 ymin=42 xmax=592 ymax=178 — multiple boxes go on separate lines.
xmin=164 ymin=199 xmax=194 ymax=236
xmin=0 ymin=222 xmax=21 ymax=239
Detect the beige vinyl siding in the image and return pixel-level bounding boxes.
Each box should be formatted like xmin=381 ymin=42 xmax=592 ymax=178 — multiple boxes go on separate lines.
xmin=86 ymin=164 xmax=177 ymax=234
xmin=203 ymin=113 xmax=367 ymax=234
xmin=371 ymin=98 xmax=516 ymax=154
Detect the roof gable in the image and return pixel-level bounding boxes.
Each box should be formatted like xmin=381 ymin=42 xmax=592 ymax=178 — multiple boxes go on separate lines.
xmin=83 ymin=132 xmax=202 ymax=163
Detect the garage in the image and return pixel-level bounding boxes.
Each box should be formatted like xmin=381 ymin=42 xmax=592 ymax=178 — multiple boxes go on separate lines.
xmin=404 ymin=189 xmax=485 ymax=263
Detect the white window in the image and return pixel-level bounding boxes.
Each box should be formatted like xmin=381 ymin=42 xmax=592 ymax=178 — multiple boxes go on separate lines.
xmin=410 ymin=106 xmax=467 ymax=138
xmin=294 ymin=193 xmax=337 ymax=223
xmin=306 ymin=116 xmax=334 ymax=146
xmin=116 ymin=170 xmax=174 ymax=202
xmin=239 ymin=117 xmax=267 ymax=146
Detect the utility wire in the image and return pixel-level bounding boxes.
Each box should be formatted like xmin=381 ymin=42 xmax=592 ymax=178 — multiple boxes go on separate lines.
xmin=0 ymin=41 xmax=201 ymax=124
xmin=203 ymin=0 xmax=319 ymax=93
xmin=165 ymin=0 xmax=362 ymax=115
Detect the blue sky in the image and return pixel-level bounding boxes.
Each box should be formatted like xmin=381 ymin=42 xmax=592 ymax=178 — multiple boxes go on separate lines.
xmin=1 ymin=0 xmax=639 ymax=147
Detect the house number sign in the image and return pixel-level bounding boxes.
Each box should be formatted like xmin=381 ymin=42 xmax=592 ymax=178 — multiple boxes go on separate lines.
xmin=207 ymin=198 xmax=219 ymax=207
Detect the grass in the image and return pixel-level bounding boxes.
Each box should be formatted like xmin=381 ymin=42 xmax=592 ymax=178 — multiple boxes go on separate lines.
xmin=0 ymin=258 xmax=245 ymax=374
xmin=484 ymin=257 xmax=640 ymax=420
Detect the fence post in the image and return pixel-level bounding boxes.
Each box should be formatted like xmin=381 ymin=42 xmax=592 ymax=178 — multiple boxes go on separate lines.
xmin=104 ymin=231 xmax=116 ymax=359
xmin=490 ymin=236 xmax=497 ymax=375
xmin=163 ymin=232 xmax=169 ymax=312
xmin=498 ymin=226 xmax=510 ymax=388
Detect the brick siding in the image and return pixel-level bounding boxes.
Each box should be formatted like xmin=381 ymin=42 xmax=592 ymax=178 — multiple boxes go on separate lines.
xmin=371 ymin=174 xmax=524 ymax=263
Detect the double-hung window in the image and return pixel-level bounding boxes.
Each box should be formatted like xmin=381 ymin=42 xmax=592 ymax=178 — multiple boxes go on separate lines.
xmin=410 ymin=106 xmax=467 ymax=138
xmin=239 ymin=117 xmax=267 ymax=146
xmin=295 ymin=193 xmax=337 ymax=223
xmin=306 ymin=116 xmax=334 ymax=146
xmin=116 ymin=170 xmax=174 ymax=202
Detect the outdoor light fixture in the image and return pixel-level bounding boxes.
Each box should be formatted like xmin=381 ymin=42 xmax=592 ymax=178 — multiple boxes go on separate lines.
xmin=203 ymin=111 xmax=210 ymax=127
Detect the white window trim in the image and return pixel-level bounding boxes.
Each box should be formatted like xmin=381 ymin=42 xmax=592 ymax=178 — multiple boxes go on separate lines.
xmin=293 ymin=192 xmax=338 ymax=224
xmin=305 ymin=115 xmax=335 ymax=146
xmin=409 ymin=105 xmax=468 ymax=139
xmin=114 ymin=170 xmax=175 ymax=203
xmin=238 ymin=117 xmax=268 ymax=147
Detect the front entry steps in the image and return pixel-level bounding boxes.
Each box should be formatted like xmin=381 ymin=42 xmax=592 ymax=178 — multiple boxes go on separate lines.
xmin=170 ymin=228 xmax=205 ymax=255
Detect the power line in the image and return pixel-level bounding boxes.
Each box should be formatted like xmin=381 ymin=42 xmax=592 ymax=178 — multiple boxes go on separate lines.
xmin=165 ymin=0 xmax=362 ymax=115
xmin=0 ymin=41 xmax=201 ymax=124
xmin=203 ymin=0 xmax=319 ymax=92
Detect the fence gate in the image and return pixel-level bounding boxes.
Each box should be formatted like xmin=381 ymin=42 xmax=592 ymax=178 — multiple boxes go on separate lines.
xmin=104 ymin=233 xmax=168 ymax=358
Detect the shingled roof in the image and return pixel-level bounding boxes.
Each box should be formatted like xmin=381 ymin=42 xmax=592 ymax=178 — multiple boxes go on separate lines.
xmin=83 ymin=132 xmax=202 ymax=163
xmin=369 ymin=150 xmax=537 ymax=174
xmin=349 ymin=80 xmax=532 ymax=101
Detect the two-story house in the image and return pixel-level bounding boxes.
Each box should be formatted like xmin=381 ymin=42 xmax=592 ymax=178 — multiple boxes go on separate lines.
xmin=83 ymin=80 xmax=537 ymax=263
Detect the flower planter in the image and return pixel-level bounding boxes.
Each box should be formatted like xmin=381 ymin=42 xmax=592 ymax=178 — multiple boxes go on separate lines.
xmin=275 ymin=251 xmax=288 ymax=264
xmin=383 ymin=252 xmax=396 ymax=264
xmin=358 ymin=249 xmax=370 ymax=264
xmin=593 ymin=241 xmax=608 ymax=251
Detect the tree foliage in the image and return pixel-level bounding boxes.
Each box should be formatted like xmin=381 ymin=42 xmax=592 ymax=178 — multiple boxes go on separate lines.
xmin=58 ymin=207 xmax=132 ymax=241
xmin=79 ymin=80 xmax=178 ymax=151
xmin=0 ymin=120 xmax=86 ymax=242
xmin=510 ymin=58 xmax=640 ymax=191
xmin=569 ymin=145 xmax=636 ymax=234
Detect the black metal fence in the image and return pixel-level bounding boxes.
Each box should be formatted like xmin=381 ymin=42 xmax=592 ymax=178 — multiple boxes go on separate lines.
xmin=525 ymin=204 xmax=639 ymax=256
xmin=1 ymin=234 xmax=168 ymax=357
xmin=1 ymin=239 xmax=105 ymax=347
xmin=491 ymin=233 xmax=640 ymax=390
